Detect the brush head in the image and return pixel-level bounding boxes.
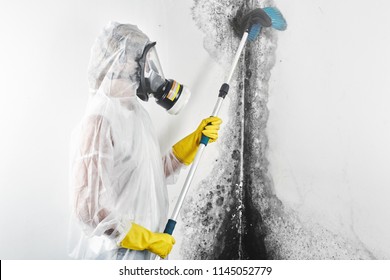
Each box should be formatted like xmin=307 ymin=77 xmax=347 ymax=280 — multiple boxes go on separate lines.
xmin=232 ymin=7 xmax=287 ymax=42
xmin=232 ymin=8 xmax=271 ymax=41
xmin=263 ymin=7 xmax=287 ymax=31
xmin=239 ymin=8 xmax=272 ymax=33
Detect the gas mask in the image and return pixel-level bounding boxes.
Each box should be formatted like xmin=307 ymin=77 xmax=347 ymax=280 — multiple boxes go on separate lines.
xmin=136 ymin=42 xmax=191 ymax=115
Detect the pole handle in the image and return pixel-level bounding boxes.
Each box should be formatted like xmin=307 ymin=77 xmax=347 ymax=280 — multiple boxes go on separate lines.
xmin=200 ymin=134 xmax=210 ymax=146
xmin=200 ymin=83 xmax=229 ymax=147
xmin=163 ymin=219 xmax=177 ymax=235
xmin=154 ymin=219 xmax=176 ymax=260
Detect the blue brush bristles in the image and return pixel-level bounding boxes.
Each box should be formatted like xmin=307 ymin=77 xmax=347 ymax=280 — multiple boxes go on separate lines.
xmin=246 ymin=7 xmax=286 ymax=42
xmin=263 ymin=7 xmax=287 ymax=31
xmin=248 ymin=23 xmax=262 ymax=42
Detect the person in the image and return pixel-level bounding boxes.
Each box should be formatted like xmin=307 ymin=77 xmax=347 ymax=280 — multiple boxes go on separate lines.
xmin=68 ymin=22 xmax=222 ymax=260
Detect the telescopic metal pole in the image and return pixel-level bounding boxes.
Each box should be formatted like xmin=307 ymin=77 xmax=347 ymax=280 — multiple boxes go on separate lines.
xmin=155 ymin=31 xmax=249 ymax=260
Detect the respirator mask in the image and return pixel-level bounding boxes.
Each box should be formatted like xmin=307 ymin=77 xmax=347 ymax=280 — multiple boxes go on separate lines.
xmin=136 ymin=42 xmax=191 ymax=115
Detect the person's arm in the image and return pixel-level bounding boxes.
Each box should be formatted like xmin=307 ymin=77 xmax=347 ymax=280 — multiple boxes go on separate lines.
xmin=162 ymin=149 xmax=185 ymax=183
xmin=162 ymin=116 xmax=222 ymax=184
xmin=71 ymin=115 xmax=123 ymax=238
xmin=172 ymin=116 xmax=222 ymax=165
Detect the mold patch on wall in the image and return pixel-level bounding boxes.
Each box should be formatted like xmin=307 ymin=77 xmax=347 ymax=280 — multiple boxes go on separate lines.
xmin=181 ymin=0 xmax=375 ymax=259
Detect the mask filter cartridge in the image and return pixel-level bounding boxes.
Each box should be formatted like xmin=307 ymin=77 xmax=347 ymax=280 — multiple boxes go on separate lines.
xmin=137 ymin=42 xmax=191 ymax=115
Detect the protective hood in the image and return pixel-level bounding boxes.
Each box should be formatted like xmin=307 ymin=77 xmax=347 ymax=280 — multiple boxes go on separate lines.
xmin=87 ymin=22 xmax=149 ymax=97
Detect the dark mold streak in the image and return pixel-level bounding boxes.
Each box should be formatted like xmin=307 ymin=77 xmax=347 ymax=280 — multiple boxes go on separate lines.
xmin=182 ymin=0 xmax=375 ymax=260
xmin=182 ymin=0 xmax=273 ymax=260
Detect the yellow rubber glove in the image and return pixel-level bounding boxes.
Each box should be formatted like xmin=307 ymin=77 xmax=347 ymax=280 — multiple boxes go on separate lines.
xmin=172 ymin=116 xmax=222 ymax=165
xmin=119 ymin=223 xmax=175 ymax=259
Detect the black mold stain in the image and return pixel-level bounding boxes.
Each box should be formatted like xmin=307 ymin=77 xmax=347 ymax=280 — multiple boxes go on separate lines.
xmin=183 ymin=0 xmax=271 ymax=260
xmin=182 ymin=0 xmax=375 ymax=260
xmin=231 ymin=3 xmax=246 ymax=38
xmin=212 ymin=201 xmax=241 ymax=259
xmin=242 ymin=179 xmax=267 ymax=259
xmin=231 ymin=150 xmax=240 ymax=160
xmin=240 ymin=47 xmax=268 ymax=259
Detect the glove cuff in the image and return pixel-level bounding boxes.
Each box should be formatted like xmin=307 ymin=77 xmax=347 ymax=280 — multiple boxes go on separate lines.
xmin=119 ymin=223 xmax=152 ymax=251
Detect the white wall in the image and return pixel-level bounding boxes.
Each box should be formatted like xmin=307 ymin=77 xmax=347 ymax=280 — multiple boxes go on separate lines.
xmin=268 ymin=0 xmax=390 ymax=258
xmin=1 ymin=0 xmax=389 ymax=259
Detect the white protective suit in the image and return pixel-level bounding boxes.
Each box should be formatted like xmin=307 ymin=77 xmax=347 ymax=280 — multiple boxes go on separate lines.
xmin=68 ymin=22 xmax=184 ymax=260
